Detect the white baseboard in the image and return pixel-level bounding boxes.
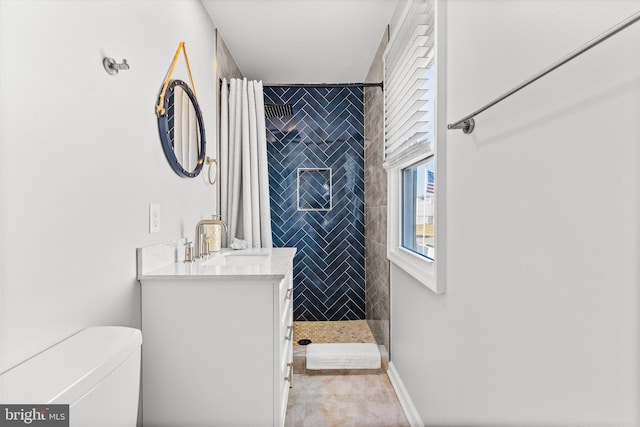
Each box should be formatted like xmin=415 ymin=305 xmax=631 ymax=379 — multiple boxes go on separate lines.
xmin=387 ymin=361 xmax=425 ymax=427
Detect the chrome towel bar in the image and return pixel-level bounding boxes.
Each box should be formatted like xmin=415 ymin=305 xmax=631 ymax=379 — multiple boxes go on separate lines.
xmin=448 ymin=9 xmax=640 ymax=134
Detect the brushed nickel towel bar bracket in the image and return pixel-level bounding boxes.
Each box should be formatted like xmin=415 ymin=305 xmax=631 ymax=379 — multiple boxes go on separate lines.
xmin=448 ymin=9 xmax=640 ymax=134
xmin=103 ymin=57 xmax=130 ymax=75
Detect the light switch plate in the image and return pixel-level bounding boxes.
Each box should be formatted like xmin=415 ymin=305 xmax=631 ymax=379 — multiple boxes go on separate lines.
xmin=149 ymin=204 xmax=160 ymax=233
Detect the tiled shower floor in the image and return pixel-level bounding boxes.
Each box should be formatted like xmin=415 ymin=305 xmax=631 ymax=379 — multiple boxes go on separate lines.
xmin=292 ymin=320 xmax=388 ymax=374
xmin=293 ymin=320 xmax=376 ymax=346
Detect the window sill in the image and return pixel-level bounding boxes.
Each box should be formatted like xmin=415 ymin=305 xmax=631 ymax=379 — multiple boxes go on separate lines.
xmin=388 ymin=246 xmax=444 ymax=294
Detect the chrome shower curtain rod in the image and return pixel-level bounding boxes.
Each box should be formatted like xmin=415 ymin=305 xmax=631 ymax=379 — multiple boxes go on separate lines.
xmin=218 ymin=79 xmax=383 ymax=89
xmin=448 ymin=9 xmax=640 ymax=134
xmin=263 ymin=82 xmax=383 ymax=89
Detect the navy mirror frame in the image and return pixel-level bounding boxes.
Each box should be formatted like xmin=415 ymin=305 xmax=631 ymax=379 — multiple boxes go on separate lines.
xmin=157 ymin=79 xmax=206 ymax=178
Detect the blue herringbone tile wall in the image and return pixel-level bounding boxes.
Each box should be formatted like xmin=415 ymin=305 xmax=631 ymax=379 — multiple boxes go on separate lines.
xmin=265 ymin=87 xmax=365 ymax=321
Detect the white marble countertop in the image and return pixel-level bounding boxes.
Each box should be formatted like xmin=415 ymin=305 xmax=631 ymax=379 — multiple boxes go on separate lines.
xmin=138 ymin=247 xmax=297 ymax=282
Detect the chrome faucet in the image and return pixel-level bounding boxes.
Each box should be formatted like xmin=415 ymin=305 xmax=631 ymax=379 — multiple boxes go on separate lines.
xmin=194 ymin=217 xmax=228 ymax=258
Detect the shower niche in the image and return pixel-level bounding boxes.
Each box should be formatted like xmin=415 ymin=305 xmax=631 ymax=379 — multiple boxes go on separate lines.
xmin=297 ymin=168 xmax=332 ymax=211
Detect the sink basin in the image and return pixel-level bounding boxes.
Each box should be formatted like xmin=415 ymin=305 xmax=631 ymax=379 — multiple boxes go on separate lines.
xmin=224 ymin=252 xmax=269 ymax=258
xmin=224 ymin=255 xmax=270 ymax=264
xmin=202 ymin=252 xmax=270 ymax=266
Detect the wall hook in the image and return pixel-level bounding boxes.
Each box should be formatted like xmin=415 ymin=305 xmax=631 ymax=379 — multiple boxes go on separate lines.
xmin=103 ymin=57 xmax=130 ymax=76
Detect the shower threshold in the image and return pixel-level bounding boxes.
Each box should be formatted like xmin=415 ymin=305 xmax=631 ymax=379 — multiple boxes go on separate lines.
xmin=292 ymin=320 xmax=389 ymax=375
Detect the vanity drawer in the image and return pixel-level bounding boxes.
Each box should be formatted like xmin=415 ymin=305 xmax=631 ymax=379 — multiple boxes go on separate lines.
xmin=278 ymin=350 xmax=293 ymax=427
xmin=279 ymin=276 xmax=293 ymax=328
xmin=280 ymin=322 xmax=293 ymax=347
xmin=278 ymin=266 xmax=293 ymax=309
xmin=280 ymin=293 xmax=292 ymax=328
xmin=280 ymin=318 xmax=293 ymax=353
xmin=278 ymin=279 xmax=293 ymax=310
xmin=279 ymin=301 xmax=293 ymax=365
xmin=280 ymin=340 xmax=293 ymax=392
xmin=279 ymin=291 xmax=293 ymax=330
xmin=280 ymin=338 xmax=293 ymax=375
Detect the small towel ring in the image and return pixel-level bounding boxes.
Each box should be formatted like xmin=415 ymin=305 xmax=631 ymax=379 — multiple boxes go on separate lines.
xmin=206 ymin=156 xmax=218 ymax=185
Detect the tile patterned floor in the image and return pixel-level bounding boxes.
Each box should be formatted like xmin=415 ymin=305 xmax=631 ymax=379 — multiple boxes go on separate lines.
xmin=284 ymin=373 xmax=410 ymax=427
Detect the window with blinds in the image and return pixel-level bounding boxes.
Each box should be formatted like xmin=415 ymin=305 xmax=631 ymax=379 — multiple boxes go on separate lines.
xmin=384 ymin=0 xmax=435 ymax=167
xmin=385 ymin=0 xmax=446 ymax=294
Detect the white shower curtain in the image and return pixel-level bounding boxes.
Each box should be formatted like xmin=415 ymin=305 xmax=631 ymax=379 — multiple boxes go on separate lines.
xmin=220 ymin=78 xmax=272 ymax=248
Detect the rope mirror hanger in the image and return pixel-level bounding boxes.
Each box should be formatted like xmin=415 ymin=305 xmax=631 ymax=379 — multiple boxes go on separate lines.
xmin=156 ymin=41 xmax=207 ymax=179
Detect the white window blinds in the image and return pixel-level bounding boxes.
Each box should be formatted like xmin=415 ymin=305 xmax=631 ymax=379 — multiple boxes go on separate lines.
xmin=384 ymin=0 xmax=435 ymax=167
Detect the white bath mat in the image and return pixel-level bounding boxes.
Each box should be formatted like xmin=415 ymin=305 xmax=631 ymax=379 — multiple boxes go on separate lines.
xmin=306 ymin=343 xmax=381 ymax=370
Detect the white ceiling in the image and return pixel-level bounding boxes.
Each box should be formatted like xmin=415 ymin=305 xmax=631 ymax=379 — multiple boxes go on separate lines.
xmin=201 ymin=0 xmax=399 ymax=84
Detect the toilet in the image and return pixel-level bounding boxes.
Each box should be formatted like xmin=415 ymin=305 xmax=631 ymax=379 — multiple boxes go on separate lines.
xmin=0 ymin=326 xmax=142 ymax=427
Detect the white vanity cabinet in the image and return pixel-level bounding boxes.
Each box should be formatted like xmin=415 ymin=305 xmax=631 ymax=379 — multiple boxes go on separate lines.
xmin=138 ymin=248 xmax=296 ymax=427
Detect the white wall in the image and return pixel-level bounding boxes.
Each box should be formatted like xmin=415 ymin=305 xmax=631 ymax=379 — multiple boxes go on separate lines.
xmin=391 ymin=0 xmax=640 ymax=425
xmin=0 ymin=0 xmax=217 ymax=373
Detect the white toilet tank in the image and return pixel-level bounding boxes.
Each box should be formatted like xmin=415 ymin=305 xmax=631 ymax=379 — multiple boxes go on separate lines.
xmin=0 ymin=326 xmax=142 ymax=427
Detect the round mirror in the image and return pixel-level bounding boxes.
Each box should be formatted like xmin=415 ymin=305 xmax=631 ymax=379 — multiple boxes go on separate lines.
xmin=157 ymin=80 xmax=206 ymax=178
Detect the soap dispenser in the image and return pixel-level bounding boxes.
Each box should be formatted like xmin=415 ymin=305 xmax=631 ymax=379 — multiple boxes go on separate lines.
xmin=184 ymin=240 xmax=195 ymax=263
